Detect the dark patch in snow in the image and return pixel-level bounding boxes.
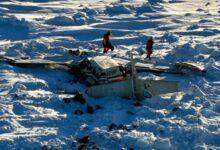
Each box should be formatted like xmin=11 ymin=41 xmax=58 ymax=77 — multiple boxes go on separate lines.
xmin=108 ymin=123 xmax=134 ymax=131
xmin=196 ymin=8 xmax=205 ymax=12
xmin=63 ymin=91 xmax=86 ymax=104
xmin=133 ymin=102 xmax=142 ymax=107
xmin=108 ymin=123 xmax=118 ymax=131
xmin=172 ymin=107 xmax=179 ymax=112
xmin=86 ymin=104 xmax=94 ymax=114
xmin=76 ymin=136 xmax=99 ymax=150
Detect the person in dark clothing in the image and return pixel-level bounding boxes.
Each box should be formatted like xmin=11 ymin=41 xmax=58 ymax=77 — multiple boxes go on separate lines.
xmin=102 ymin=31 xmax=114 ymax=54
xmin=146 ymin=36 xmax=154 ymax=60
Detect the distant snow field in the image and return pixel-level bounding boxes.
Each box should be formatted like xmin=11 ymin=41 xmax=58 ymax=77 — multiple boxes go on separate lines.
xmin=0 ymin=0 xmax=219 ymax=149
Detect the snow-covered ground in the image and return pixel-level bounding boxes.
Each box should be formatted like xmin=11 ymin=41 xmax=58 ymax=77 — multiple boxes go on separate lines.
xmin=0 ymin=0 xmax=219 ymax=149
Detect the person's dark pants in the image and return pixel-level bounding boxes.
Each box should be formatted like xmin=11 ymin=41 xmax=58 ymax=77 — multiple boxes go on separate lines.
xmin=103 ymin=42 xmax=114 ymax=54
xmin=147 ymin=50 xmax=152 ymax=60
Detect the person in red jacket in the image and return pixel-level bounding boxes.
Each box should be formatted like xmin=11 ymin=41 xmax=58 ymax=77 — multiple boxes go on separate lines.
xmin=102 ymin=31 xmax=114 ymax=54
xmin=146 ymin=36 xmax=154 ymax=60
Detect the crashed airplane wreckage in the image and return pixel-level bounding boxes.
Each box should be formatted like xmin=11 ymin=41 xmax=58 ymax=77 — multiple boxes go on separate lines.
xmin=86 ymin=54 xmax=180 ymax=100
xmin=0 ymin=51 xmax=206 ymax=100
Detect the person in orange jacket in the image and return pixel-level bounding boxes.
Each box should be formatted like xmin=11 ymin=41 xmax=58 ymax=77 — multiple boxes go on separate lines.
xmin=146 ymin=36 xmax=154 ymax=60
xmin=102 ymin=31 xmax=114 ymax=54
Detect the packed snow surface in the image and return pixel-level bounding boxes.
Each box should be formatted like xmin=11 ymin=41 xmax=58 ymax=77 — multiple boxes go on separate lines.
xmin=0 ymin=0 xmax=219 ymax=149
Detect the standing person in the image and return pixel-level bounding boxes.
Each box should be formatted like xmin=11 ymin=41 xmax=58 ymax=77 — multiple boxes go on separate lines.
xmin=146 ymin=36 xmax=154 ymax=60
xmin=102 ymin=31 xmax=114 ymax=54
